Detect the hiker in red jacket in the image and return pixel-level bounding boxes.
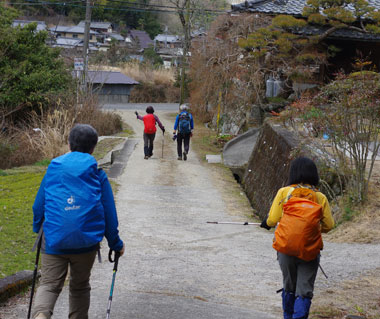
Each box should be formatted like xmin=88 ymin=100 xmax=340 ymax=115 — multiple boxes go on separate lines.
xmin=135 ymin=106 xmax=165 ymax=159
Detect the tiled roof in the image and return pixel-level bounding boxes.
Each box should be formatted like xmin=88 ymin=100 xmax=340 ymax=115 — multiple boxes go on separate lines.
xmin=107 ymin=33 xmax=124 ymax=41
xmin=12 ymin=20 xmax=47 ymax=32
xmin=78 ymin=21 xmax=113 ymax=30
xmin=232 ymin=0 xmax=380 ymax=16
xmin=297 ymin=25 xmax=380 ymax=42
xmin=50 ymin=26 xmax=98 ymax=35
xmin=87 ymin=71 xmax=139 ymax=85
xmin=128 ymin=30 xmax=154 ymax=49
xmin=53 ymin=38 xmax=99 ymax=50
xmin=154 ymin=34 xmax=182 ymax=43
xmin=231 ymin=0 xmax=380 ymax=41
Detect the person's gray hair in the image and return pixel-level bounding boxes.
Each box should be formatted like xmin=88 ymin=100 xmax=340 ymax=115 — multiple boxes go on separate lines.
xmin=179 ymin=104 xmax=188 ymax=111
xmin=69 ymin=124 xmax=98 ymax=153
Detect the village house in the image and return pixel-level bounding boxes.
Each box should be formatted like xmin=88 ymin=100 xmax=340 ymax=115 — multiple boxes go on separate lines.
xmin=154 ymin=34 xmax=182 ymax=49
xmin=125 ymin=29 xmax=154 ymax=52
xmin=50 ymin=25 xmax=98 ymax=43
xmin=86 ymin=70 xmax=139 ymax=104
xmin=77 ymin=21 xmax=114 ymax=34
xmin=12 ymin=20 xmax=47 ymax=32
xmin=153 ymin=34 xmax=183 ymax=68
xmin=231 ymin=0 xmax=380 ymax=75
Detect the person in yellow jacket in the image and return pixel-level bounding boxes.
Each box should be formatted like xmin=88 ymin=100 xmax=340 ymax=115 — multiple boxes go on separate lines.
xmin=260 ymin=157 xmax=334 ymax=319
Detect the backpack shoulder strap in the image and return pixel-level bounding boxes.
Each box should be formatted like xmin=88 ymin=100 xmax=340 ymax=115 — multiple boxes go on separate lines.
xmin=278 ymin=186 xmax=296 ymax=205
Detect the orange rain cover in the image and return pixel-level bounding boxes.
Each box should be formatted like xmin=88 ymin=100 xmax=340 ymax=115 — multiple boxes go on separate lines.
xmin=273 ymin=197 xmax=323 ymax=261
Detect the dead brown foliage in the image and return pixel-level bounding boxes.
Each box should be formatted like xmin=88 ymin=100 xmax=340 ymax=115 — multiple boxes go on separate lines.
xmin=0 ymin=94 xmax=123 ymax=169
xmin=95 ymin=63 xmax=180 ymax=103
xmin=189 ymin=13 xmax=271 ymax=124
xmin=129 ymin=83 xmax=180 ymax=103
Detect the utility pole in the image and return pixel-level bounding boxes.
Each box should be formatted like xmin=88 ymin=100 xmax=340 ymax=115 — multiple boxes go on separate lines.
xmin=180 ymin=0 xmax=190 ymax=105
xmin=83 ymin=0 xmax=92 ymax=94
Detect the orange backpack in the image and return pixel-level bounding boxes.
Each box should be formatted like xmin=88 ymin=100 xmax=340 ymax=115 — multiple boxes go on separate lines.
xmin=272 ymin=185 xmax=323 ymax=261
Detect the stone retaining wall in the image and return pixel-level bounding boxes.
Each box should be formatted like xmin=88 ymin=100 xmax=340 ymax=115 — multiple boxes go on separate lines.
xmin=242 ymin=121 xmax=339 ymax=220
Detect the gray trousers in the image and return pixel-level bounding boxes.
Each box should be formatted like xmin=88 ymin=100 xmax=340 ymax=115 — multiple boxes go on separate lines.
xmin=277 ymin=252 xmax=319 ymax=299
xmin=33 ymin=250 xmax=97 ymax=319
xmin=143 ymin=132 xmax=156 ymax=156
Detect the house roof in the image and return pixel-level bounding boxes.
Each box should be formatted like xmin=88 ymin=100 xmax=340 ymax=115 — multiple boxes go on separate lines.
xmin=231 ymin=0 xmax=380 ymax=16
xmin=54 ymin=38 xmax=82 ymax=47
xmin=297 ymin=25 xmax=380 ymax=42
xmin=12 ymin=20 xmax=47 ymax=32
xmin=128 ymin=30 xmax=153 ymax=49
xmin=52 ymin=38 xmax=99 ymax=50
xmin=78 ymin=21 xmax=113 ymax=30
xmin=50 ymin=26 xmax=98 ymax=35
xmin=231 ymin=0 xmax=380 ymax=42
xmin=154 ymin=34 xmax=182 ymax=43
xmin=107 ymin=33 xmax=124 ymax=41
xmin=87 ymin=71 xmax=139 ymax=85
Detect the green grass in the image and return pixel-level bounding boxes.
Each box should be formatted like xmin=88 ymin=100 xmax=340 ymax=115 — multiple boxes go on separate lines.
xmin=0 ymin=136 xmax=123 ymax=279
xmin=0 ymin=168 xmax=45 ymax=278
xmin=33 ymin=159 xmax=51 ymax=166
xmin=92 ymin=138 xmax=125 ymax=161
xmin=115 ymin=121 xmax=134 ymax=137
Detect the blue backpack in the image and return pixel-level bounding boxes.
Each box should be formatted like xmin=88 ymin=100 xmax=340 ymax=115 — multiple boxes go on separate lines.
xmin=43 ymin=152 xmax=105 ymax=250
xmin=178 ymin=112 xmax=191 ymax=134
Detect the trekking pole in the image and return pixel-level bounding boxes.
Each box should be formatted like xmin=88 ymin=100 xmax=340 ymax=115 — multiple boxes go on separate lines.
xmin=27 ymin=228 xmax=43 ymax=319
xmin=106 ymin=249 xmax=121 ymax=319
xmin=162 ymin=131 xmax=165 ymax=158
xmin=207 ymin=221 xmax=261 ymax=225
xmin=319 ymin=264 xmax=328 ymax=279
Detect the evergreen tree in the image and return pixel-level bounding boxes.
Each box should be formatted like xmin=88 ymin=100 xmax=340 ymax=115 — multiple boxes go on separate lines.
xmin=0 ymin=6 xmax=73 ymax=121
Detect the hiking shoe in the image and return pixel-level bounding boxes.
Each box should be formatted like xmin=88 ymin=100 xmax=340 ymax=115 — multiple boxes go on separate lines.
xmin=177 ymin=156 xmax=182 ymax=160
xmin=144 ymin=156 xmax=149 ymax=160
xmin=183 ymin=152 xmax=187 ymax=161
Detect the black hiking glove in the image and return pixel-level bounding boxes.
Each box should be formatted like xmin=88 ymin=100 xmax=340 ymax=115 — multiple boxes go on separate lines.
xmin=260 ymin=219 xmax=271 ymax=230
xmin=135 ymin=111 xmax=138 ymax=117
xmin=162 ymin=128 xmax=165 ymax=133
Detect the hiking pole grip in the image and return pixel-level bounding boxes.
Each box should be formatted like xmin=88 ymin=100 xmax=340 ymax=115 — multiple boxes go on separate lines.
xmin=108 ymin=250 xmax=120 ymax=271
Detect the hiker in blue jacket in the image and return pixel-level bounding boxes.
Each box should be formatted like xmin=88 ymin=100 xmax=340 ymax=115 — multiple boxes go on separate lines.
xmin=32 ymin=124 xmax=125 ymax=319
xmin=173 ymin=104 xmax=194 ymax=161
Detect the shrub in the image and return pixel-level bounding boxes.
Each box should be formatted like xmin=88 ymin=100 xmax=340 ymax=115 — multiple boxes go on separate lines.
xmin=0 ymin=94 xmax=123 ymax=169
xmin=288 ymin=72 xmax=380 ymax=203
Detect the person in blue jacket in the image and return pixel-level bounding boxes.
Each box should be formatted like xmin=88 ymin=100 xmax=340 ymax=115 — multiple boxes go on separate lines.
xmin=173 ymin=104 xmax=194 ymax=161
xmin=32 ymin=124 xmax=125 ymax=319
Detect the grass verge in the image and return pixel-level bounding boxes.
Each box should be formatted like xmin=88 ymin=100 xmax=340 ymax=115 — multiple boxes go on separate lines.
xmin=0 ymin=167 xmax=45 ymax=278
xmin=0 ymin=139 xmax=124 ymax=279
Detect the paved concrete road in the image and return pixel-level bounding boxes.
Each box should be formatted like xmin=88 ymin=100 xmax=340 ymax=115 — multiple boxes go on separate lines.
xmin=42 ymin=108 xmax=280 ymax=319
xmin=102 ymin=103 xmax=180 ymax=112
xmin=81 ymin=109 xmax=279 ymax=318
xmin=5 ymin=106 xmax=380 ymax=318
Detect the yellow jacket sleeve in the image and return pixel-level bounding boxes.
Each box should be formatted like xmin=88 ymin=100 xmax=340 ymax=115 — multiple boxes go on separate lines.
xmin=267 ymin=187 xmax=288 ymax=227
xmin=316 ymin=192 xmax=335 ymax=233
xmin=266 ymin=186 xmax=335 ymax=232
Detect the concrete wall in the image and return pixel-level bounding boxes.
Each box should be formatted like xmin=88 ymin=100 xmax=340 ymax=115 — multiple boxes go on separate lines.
xmin=242 ymin=121 xmax=339 ymax=220
xmin=93 ymin=84 xmax=133 ymax=104
xmin=98 ymin=94 xmax=130 ymax=104
xmin=243 ymin=122 xmax=298 ymax=219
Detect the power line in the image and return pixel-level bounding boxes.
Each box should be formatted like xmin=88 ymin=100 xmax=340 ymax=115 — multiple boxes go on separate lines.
xmin=10 ymin=1 xmax=228 ymax=14
xmin=11 ymin=2 xmax=185 ymax=14
xmin=105 ymin=0 xmax=228 ymax=13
